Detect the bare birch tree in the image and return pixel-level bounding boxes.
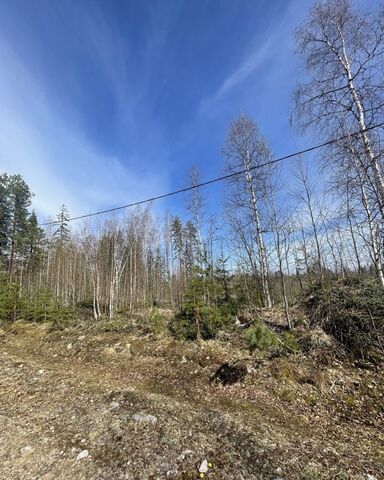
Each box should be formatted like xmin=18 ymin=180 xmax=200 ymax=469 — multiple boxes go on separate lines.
xmin=293 ymin=0 xmax=384 ymax=219
xmin=294 ymin=160 xmax=324 ymax=282
xmin=223 ymin=115 xmax=273 ymax=308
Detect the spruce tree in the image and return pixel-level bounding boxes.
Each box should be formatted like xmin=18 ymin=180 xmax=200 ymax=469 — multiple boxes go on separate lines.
xmin=53 ymin=205 xmax=70 ymax=249
xmin=170 ymin=217 xmax=183 ymax=261
xmin=215 ymin=248 xmax=230 ymax=303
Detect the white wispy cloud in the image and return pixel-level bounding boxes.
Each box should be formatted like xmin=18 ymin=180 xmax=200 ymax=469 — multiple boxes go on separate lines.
xmin=0 ymin=14 xmax=170 ymax=223
xmin=198 ymin=0 xmax=302 ymax=116
xmin=199 ymin=38 xmax=273 ymax=114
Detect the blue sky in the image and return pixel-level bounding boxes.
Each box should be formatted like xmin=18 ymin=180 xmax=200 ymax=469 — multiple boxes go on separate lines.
xmin=0 ymin=0 xmax=319 ymax=222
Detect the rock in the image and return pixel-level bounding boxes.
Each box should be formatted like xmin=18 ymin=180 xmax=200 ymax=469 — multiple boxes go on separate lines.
xmin=210 ymin=361 xmax=248 ymax=385
xmin=76 ymin=449 xmax=89 ymax=460
xmin=67 ymin=343 xmax=72 ymax=350
xmin=110 ymin=401 xmax=120 ymax=410
xmin=132 ymin=413 xmax=157 ymax=424
xmin=177 ymin=449 xmax=193 ymax=461
xmin=181 ymin=356 xmax=187 ymax=363
xmin=367 ymin=475 xmax=377 ymax=480
xmin=78 ymin=335 xmax=85 ymax=341
xmin=199 ymin=459 xmax=209 ymax=474
xmin=38 ymin=369 xmax=44 ymax=374
xmin=20 ymin=446 xmax=34 ymax=455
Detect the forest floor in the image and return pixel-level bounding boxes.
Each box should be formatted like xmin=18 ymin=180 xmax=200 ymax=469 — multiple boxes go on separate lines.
xmin=0 ymin=320 xmax=383 ymax=480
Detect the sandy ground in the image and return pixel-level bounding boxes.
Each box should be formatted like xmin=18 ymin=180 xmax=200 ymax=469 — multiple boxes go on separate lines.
xmin=0 ymin=322 xmax=383 ymax=480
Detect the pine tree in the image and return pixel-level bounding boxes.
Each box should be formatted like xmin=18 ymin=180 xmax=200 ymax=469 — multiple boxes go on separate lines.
xmin=7 ymin=175 xmax=33 ymax=278
xmin=0 ymin=174 xmax=11 ymax=262
xmin=25 ymin=211 xmax=45 ymax=272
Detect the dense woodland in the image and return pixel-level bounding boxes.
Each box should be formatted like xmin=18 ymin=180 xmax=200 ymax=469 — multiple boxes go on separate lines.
xmin=1 ymin=0 xmax=384 ymax=339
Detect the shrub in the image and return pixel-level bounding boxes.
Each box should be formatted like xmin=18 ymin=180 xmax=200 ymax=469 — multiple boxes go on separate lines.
xmin=243 ymin=322 xmax=278 ymax=352
xmin=147 ymin=307 xmax=167 ymax=335
xmin=0 ymin=274 xmax=74 ymax=326
xmin=169 ymin=264 xmax=236 ymax=341
xmin=217 ymin=299 xmax=239 ymax=319
xmin=0 ymin=277 xmax=21 ymax=322
xmin=280 ymin=331 xmax=300 ymax=353
xmin=304 ymin=278 xmax=384 ymax=361
xmin=169 ymin=305 xmax=228 ymax=340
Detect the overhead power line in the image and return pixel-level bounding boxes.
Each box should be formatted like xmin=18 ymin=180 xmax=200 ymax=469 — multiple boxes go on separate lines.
xmin=39 ymin=123 xmax=384 ymax=226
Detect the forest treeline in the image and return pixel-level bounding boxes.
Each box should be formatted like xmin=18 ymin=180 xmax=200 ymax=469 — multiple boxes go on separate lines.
xmin=1 ymin=0 xmax=384 ymax=337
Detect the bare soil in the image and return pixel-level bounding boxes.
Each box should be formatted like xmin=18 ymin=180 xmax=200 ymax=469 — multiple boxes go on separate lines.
xmin=0 ymin=321 xmax=383 ymax=480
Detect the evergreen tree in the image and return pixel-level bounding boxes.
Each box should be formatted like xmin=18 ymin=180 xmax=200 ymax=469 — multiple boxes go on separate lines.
xmin=184 ymin=220 xmax=198 ymax=276
xmin=171 ymin=216 xmax=183 ymax=261
xmin=53 ymin=205 xmax=70 ymax=249
xmin=0 ymin=174 xmax=11 ymax=261
xmin=6 ymin=175 xmax=33 ymax=277
xmin=215 ymin=247 xmax=230 ymax=303
xmin=170 ymin=265 xmax=225 ymax=340
xmin=25 ymin=211 xmax=45 ymax=272
xmin=0 ymin=271 xmax=20 ymax=321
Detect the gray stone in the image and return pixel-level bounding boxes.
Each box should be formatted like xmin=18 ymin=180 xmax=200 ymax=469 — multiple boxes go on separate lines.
xmin=199 ymin=459 xmax=208 ymax=474
xmin=76 ymin=449 xmax=89 ymax=460
xmin=132 ymin=413 xmax=157 ymax=424
xmin=20 ymin=446 xmax=34 ymax=455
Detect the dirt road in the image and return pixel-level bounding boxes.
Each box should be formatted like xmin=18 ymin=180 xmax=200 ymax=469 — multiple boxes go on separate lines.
xmin=0 ymin=323 xmax=382 ymax=479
